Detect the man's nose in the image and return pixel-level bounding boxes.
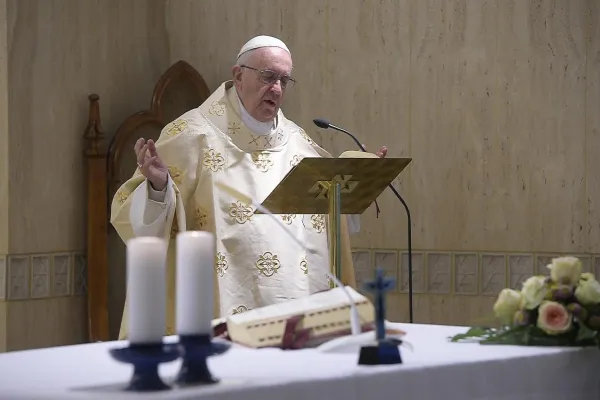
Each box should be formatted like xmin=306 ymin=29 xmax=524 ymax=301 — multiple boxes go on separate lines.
xmin=269 ymin=80 xmax=283 ymax=94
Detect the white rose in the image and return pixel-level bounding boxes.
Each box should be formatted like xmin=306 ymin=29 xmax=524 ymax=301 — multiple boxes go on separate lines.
xmin=521 ymin=276 xmax=549 ymax=309
xmin=493 ymin=289 xmax=523 ymax=325
xmin=580 ymin=272 xmax=595 ymax=282
xmin=547 ymin=256 xmax=582 ymax=286
xmin=575 ymin=277 xmax=600 ymax=305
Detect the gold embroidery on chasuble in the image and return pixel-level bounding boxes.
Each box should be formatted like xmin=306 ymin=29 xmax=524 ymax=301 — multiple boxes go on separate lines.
xmin=167 ymin=166 xmax=183 ymax=186
xmin=290 ymin=155 xmax=301 ymax=168
xmin=170 ymin=216 xmax=179 ymax=239
xmin=208 ymin=101 xmax=226 ymax=116
xmin=252 ymin=151 xmax=274 ymax=172
xmin=281 ymin=214 xmax=296 ymax=225
xmin=263 ymin=135 xmax=274 ymax=148
xmin=256 ymin=252 xmax=281 ymax=277
xmin=299 ymin=129 xmax=314 ymax=145
xmin=203 ymin=148 xmax=226 ymax=172
xmin=195 ymin=208 xmax=208 ymax=229
xmin=116 ymin=189 xmax=130 ymax=205
xmin=248 ymin=135 xmax=261 ymax=147
xmin=300 ymin=256 xmax=308 ymax=275
xmin=228 ymin=201 xmax=253 ymax=224
xmin=165 ymin=119 xmax=189 ymax=136
xmin=228 ymin=121 xmax=241 ymax=135
xmin=231 ymin=305 xmax=248 ymax=315
xmin=215 ymin=252 xmax=228 ymax=277
xmin=311 ymin=214 xmax=326 ymax=233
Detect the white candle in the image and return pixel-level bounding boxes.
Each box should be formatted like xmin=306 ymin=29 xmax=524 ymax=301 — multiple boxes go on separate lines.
xmin=176 ymin=231 xmax=215 ymax=335
xmin=126 ymin=237 xmax=167 ymax=345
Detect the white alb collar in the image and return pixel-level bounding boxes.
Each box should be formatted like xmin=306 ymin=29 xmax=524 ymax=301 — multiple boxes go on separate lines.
xmin=235 ymin=93 xmax=276 ymax=136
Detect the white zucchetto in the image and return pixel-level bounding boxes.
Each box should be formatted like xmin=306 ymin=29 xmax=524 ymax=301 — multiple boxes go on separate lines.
xmin=237 ymin=35 xmax=291 ymax=59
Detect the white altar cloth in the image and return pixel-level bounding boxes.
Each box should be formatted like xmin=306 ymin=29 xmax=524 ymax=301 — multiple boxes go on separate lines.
xmin=0 ymin=323 xmax=598 ymax=400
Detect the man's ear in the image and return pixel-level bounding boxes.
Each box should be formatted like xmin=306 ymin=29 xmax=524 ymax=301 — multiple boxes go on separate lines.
xmin=232 ymin=65 xmax=242 ymax=84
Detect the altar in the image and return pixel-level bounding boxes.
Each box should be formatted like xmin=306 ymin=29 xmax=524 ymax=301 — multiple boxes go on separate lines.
xmin=0 ymin=323 xmax=597 ymax=400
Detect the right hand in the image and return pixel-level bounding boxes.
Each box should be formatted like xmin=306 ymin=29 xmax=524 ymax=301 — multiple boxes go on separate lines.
xmin=134 ymin=138 xmax=168 ymax=191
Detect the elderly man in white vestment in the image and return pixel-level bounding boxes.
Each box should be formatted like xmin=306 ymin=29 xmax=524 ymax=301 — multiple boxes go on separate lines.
xmin=110 ymin=35 xmax=388 ymax=340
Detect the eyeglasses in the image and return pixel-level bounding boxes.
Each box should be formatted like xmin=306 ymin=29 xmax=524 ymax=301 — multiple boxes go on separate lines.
xmin=240 ymin=65 xmax=296 ymax=89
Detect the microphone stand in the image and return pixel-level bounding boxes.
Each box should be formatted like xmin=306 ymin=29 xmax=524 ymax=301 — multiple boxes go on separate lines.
xmin=313 ymin=119 xmax=414 ymax=323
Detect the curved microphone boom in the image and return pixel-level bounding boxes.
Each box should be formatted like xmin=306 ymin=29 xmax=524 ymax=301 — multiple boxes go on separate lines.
xmin=313 ymin=118 xmax=414 ymax=324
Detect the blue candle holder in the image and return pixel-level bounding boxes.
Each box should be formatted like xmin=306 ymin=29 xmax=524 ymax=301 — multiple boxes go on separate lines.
xmin=358 ymin=267 xmax=403 ymax=365
xmin=109 ymin=342 xmax=181 ymax=391
xmin=175 ymin=334 xmax=231 ymax=386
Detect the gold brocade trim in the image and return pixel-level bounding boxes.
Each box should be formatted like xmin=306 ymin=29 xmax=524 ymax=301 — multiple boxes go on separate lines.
xmin=165 ymin=119 xmax=188 ymax=136
xmin=195 ymin=208 xmax=208 ymax=229
xmin=299 ymin=129 xmax=314 ymax=145
xmin=256 ymin=252 xmax=281 ymax=277
xmin=300 ymin=256 xmax=308 ymax=275
xmin=167 ymin=166 xmax=183 ymax=186
xmin=231 ymin=305 xmax=248 ymax=315
xmin=203 ymin=148 xmax=225 ymax=172
xmin=215 ymin=252 xmax=228 ymax=277
xmin=208 ymin=101 xmax=226 ymax=116
xmin=281 ymin=214 xmax=296 ymax=225
xmin=248 ymin=135 xmax=261 ymax=146
xmin=170 ymin=217 xmax=179 ymax=239
xmin=252 ymin=151 xmax=274 ymax=172
xmin=229 ymin=201 xmax=253 ymax=224
xmin=116 ymin=189 xmax=130 ymax=205
xmin=228 ymin=121 xmax=241 ymax=135
xmin=311 ymin=214 xmax=326 ymax=233
xmin=290 ymin=155 xmax=301 ymax=168
xmin=263 ymin=135 xmax=274 ymax=148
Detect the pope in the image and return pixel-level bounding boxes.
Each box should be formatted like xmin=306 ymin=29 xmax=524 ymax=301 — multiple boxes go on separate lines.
xmin=110 ymin=35 xmax=388 ymax=340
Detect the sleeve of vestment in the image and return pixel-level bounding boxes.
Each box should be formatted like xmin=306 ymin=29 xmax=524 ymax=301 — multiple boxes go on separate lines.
xmin=110 ymin=117 xmax=205 ymax=245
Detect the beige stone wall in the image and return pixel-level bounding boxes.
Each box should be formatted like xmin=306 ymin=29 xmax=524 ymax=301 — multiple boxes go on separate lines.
xmin=0 ymin=0 xmax=598 ymax=350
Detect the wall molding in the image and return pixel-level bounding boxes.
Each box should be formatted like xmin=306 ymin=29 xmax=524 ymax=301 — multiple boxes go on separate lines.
xmin=352 ymin=249 xmax=600 ymax=297
xmin=0 ymin=252 xmax=87 ymax=301
xmin=2 ymin=248 xmax=592 ymax=300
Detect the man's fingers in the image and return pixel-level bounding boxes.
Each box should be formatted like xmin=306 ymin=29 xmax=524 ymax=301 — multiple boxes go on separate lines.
xmin=147 ymin=156 xmax=159 ymax=167
xmin=374 ymin=145 xmax=387 ymax=158
xmin=137 ymin=144 xmax=148 ymax=167
xmin=134 ymin=138 xmax=146 ymax=154
xmin=147 ymin=140 xmax=159 ymax=158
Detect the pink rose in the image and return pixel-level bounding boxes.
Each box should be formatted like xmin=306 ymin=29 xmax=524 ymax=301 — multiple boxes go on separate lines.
xmin=537 ymin=301 xmax=572 ymax=335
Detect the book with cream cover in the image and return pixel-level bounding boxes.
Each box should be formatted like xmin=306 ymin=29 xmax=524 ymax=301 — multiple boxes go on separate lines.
xmin=213 ymin=287 xmax=375 ymax=349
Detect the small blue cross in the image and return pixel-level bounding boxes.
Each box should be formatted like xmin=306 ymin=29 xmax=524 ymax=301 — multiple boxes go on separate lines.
xmin=362 ymin=267 xmax=395 ymax=341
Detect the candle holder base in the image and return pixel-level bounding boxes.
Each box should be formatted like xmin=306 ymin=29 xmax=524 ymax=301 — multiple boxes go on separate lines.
xmin=109 ymin=342 xmax=180 ymax=391
xmin=357 ymin=339 xmax=403 ymax=365
xmin=175 ymin=334 xmax=231 ymax=386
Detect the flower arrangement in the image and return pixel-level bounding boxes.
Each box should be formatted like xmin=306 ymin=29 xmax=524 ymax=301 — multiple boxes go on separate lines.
xmin=450 ymin=256 xmax=600 ymax=347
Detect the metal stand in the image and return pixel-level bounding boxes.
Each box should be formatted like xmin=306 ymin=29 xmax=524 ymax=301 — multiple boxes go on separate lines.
xmin=327 ymin=181 xmax=342 ymax=286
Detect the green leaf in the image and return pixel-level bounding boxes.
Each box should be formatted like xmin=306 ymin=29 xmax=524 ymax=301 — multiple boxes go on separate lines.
xmin=480 ymin=326 xmax=526 ymax=345
xmin=464 ymin=326 xmax=494 ymax=336
xmin=448 ymin=326 xmax=496 ymax=342
xmin=576 ymin=322 xmax=597 ymax=342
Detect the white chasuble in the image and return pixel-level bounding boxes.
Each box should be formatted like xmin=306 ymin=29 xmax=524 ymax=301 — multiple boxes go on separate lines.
xmin=111 ymin=81 xmax=357 ymax=340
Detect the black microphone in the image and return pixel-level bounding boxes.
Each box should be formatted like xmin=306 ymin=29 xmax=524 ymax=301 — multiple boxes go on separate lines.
xmin=313 ymin=118 xmax=414 ymax=324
